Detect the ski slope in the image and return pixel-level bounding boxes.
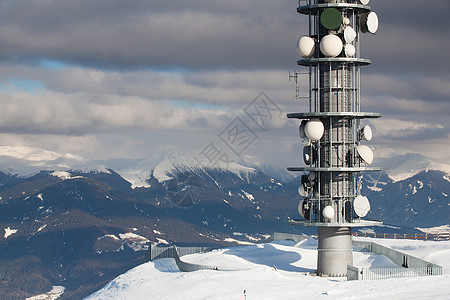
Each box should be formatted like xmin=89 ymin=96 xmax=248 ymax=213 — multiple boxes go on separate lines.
xmin=87 ymin=238 xmax=450 ymax=299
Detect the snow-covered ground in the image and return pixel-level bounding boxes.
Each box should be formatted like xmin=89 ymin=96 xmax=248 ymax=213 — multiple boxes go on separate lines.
xmin=26 ymin=286 xmax=65 ymax=300
xmin=87 ymin=238 xmax=450 ymax=299
xmin=417 ymin=225 xmax=450 ymax=235
xmin=3 ymin=226 xmax=18 ymax=239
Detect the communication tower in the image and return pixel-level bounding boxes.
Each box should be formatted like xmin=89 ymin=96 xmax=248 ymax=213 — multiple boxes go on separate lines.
xmin=288 ymin=0 xmax=382 ymax=277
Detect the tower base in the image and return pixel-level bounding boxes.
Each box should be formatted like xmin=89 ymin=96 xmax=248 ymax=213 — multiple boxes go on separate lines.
xmin=317 ymin=226 xmax=352 ymax=277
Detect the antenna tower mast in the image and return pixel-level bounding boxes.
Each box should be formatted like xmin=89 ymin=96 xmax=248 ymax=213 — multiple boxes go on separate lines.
xmin=288 ymin=0 xmax=382 ymax=276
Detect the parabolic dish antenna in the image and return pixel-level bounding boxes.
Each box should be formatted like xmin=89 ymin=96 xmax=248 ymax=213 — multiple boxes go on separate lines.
xmin=298 ymin=184 xmax=307 ymax=197
xmin=342 ymin=17 xmax=350 ymax=26
xmin=356 ymin=145 xmax=374 ymax=165
xmin=344 ymin=26 xmax=357 ymax=43
xmin=304 ymin=119 xmax=324 ymax=141
xmin=359 ymin=0 xmax=370 ymax=5
xmin=297 ymin=36 xmax=315 ymax=58
xmin=299 ymin=120 xmax=307 ymax=139
xmin=321 ymin=8 xmax=342 ymax=30
xmin=303 ymin=145 xmax=315 ymax=165
xmin=361 ymin=125 xmax=373 ymax=141
xmin=345 ymin=44 xmax=356 ymax=57
xmin=322 ymin=205 xmax=334 ymax=220
xmin=298 ymin=199 xmax=310 ymax=219
xmin=320 ymin=34 xmax=343 ymax=58
xmin=354 ymin=195 xmax=371 ymax=217
xmin=360 ymin=12 xmax=379 ymax=34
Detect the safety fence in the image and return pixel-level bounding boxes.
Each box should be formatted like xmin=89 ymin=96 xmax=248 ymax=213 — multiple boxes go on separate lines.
xmin=348 ymin=265 xmax=442 ymax=281
xmin=148 ymin=245 xmax=217 ymax=261
xmin=364 ymin=266 xmax=441 ymax=280
xmin=146 ymin=233 xmax=444 ymax=278
xmin=272 ymin=233 xmax=444 ymax=280
xmin=147 ymin=244 xmax=252 ymax=272
xmin=348 ymin=240 xmax=443 ymax=280
xmin=268 ymin=232 xmax=310 ymax=244
xmin=353 ymin=232 xmax=449 ymax=241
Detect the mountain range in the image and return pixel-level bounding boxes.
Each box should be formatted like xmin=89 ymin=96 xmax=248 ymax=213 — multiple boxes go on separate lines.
xmin=0 ymin=146 xmax=448 ymax=299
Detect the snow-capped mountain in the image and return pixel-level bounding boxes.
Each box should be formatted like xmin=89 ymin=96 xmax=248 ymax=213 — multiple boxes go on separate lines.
xmin=0 ymin=146 xmax=448 ymax=298
xmin=363 ymin=170 xmax=450 ymax=228
xmin=0 ymin=145 xmax=88 ymax=176
xmin=376 ymin=153 xmax=450 ymax=182
xmin=0 ymin=150 xmax=302 ymax=298
xmin=1 ymin=146 xmax=448 ymax=187
xmin=239 ymin=155 xmax=295 ymax=182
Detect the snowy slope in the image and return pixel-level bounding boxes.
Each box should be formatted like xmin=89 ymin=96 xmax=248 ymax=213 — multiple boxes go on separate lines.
xmin=239 ymin=155 xmax=295 ymax=182
xmin=87 ymin=238 xmax=450 ymax=300
xmin=376 ymin=153 xmax=450 ymax=182
xmin=152 ymin=152 xmax=256 ymax=183
xmin=0 ymin=146 xmax=257 ymax=188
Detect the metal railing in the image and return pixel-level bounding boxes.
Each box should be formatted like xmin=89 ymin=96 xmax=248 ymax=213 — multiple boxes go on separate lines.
xmin=360 ymin=266 xmax=442 ymax=280
xmin=147 ymin=244 xmax=252 ymax=272
xmin=353 ymin=232 xmax=450 ymax=241
xmin=269 ymin=232 xmax=310 ymax=244
xmin=148 ymin=245 xmax=217 ymax=262
xmin=348 ymin=240 xmax=443 ymax=280
xmin=146 ymin=233 xmax=444 ymax=279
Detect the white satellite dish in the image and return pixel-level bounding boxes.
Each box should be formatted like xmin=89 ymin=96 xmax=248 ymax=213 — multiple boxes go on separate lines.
xmin=303 ymin=146 xmax=315 ymax=165
xmin=298 ymin=120 xmax=307 ymax=139
xmin=298 ymin=199 xmax=310 ymax=219
xmin=322 ymin=205 xmax=334 ymax=220
xmin=298 ymin=201 xmax=305 ymax=217
xmin=320 ymin=34 xmax=343 ymax=58
xmin=298 ymin=184 xmax=307 ymax=197
xmin=344 ymin=44 xmax=356 ymax=57
xmin=297 ymin=36 xmax=315 ymax=58
xmin=354 ymin=195 xmax=371 ymax=217
xmin=344 ymin=26 xmax=357 ymax=43
xmin=342 ymin=17 xmax=350 ymax=26
xmin=301 ymin=174 xmax=311 ymax=188
xmin=359 ymin=0 xmax=370 ymax=5
xmin=360 ymin=125 xmax=373 ymax=141
xmin=360 ymin=12 xmax=379 ymax=34
xmin=304 ymin=119 xmax=324 ymax=141
xmin=356 ymin=145 xmax=374 ymax=164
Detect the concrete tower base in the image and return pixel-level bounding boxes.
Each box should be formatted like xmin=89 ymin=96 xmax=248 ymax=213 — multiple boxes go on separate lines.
xmin=317 ymin=227 xmax=352 ymax=277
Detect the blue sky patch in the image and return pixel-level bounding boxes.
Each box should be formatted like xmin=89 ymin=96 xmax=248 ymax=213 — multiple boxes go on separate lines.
xmin=0 ymin=78 xmax=46 ymax=93
xmin=169 ymin=99 xmax=227 ymax=111
xmin=39 ymin=59 xmax=70 ymax=70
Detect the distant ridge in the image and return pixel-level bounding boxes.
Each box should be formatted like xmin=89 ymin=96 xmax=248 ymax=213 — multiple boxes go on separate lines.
xmin=1 ymin=146 xmax=448 ymax=186
xmin=375 ymin=153 xmax=450 ymax=182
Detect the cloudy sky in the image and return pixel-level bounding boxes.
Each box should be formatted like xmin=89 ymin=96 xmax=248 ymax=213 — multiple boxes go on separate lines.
xmin=0 ymin=0 xmax=448 ymax=169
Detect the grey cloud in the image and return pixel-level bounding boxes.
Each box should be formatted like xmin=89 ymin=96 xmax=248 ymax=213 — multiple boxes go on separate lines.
xmin=378 ymin=125 xmax=449 ymax=142
xmin=0 ymin=0 xmax=447 ymax=75
xmin=363 ymin=0 xmax=450 ymax=75
xmin=0 ymin=0 xmax=448 ymax=165
xmin=363 ymin=74 xmax=450 ymax=104
xmin=364 ymin=95 xmax=450 ymax=124
xmin=0 ymin=89 xmax=233 ymax=135
xmin=0 ymin=64 xmax=292 ymax=107
xmin=0 ymin=0 xmax=299 ymax=70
